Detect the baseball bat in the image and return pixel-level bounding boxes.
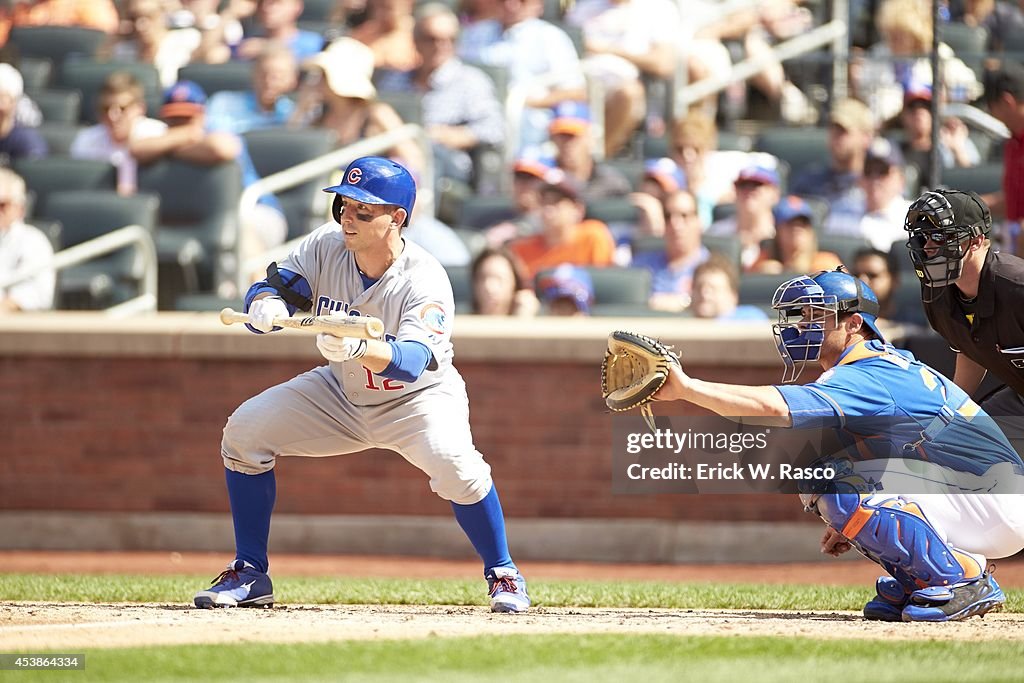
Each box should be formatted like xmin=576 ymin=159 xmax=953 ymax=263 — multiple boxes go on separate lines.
xmin=219 ymin=308 xmax=386 ymax=339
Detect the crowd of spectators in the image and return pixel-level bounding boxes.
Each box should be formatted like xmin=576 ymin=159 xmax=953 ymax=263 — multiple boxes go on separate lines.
xmin=0 ymin=0 xmax=1022 ymax=324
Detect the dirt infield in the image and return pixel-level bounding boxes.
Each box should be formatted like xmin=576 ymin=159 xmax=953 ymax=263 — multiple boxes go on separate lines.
xmin=2 ymin=603 xmax=1023 ymax=650
xmin=3 ymin=551 xmax=1024 ymax=648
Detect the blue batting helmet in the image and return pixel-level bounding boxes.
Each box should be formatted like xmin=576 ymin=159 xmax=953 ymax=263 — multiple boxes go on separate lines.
xmin=771 ymin=267 xmax=885 ymax=383
xmin=323 ymin=156 xmax=417 ymax=226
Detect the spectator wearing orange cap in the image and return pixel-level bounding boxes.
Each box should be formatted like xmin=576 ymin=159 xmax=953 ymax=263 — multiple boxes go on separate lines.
xmin=508 ymin=168 xmax=616 ymax=278
xmin=548 ymin=101 xmax=632 ymax=202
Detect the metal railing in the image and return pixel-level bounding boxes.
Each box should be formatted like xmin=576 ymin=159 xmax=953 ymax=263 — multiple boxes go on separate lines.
xmin=0 ymin=224 xmax=157 ymax=316
xmin=231 ymin=124 xmax=434 ymax=296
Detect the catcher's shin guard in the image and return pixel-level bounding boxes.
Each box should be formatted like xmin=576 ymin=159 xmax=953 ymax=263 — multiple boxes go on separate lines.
xmin=813 ymin=493 xmax=984 ymax=593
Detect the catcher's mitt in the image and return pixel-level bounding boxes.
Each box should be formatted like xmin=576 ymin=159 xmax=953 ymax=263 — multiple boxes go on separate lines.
xmin=601 ymin=330 xmax=680 ymax=431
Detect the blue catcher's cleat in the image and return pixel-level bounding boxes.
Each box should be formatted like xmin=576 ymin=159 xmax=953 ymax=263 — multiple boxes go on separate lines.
xmin=194 ymin=560 xmax=274 ymax=609
xmin=486 ymin=567 xmax=530 ymax=613
xmin=901 ymin=571 xmax=1004 ymax=622
xmin=863 ymin=576 xmax=910 ymax=622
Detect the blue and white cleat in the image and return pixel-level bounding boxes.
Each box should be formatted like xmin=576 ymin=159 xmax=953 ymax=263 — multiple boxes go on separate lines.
xmin=194 ymin=560 xmax=274 ymax=609
xmin=901 ymin=571 xmax=1004 ymax=622
xmin=486 ymin=567 xmax=530 ymax=613
xmin=863 ymin=576 xmax=910 ymax=622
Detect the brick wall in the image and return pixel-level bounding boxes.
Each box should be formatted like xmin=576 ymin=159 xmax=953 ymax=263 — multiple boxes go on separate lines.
xmin=0 ymin=354 xmax=805 ymax=522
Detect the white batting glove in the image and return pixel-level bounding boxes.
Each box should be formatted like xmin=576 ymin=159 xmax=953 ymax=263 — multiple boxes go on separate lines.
xmin=316 ymin=333 xmax=368 ymax=363
xmin=247 ymin=296 xmax=289 ymax=333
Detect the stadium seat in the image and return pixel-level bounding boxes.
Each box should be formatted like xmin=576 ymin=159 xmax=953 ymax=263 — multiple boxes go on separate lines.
xmin=36 ymin=122 xmax=84 ymax=155
xmin=631 ymin=235 xmax=665 ymax=256
xmin=817 ymin=233 xmax=872 ymax=267
xmin=603 ymin=159 xmax=645 ymax=191
xmin=56 ymin=60 xmax=162 ymax=123
xmin=935 ymin=163 xmax=1003 ymax=195
xmin=18 ymin=57 xmax=53 ymax=91
xmin=889 ymin=276 xmax=928 ymax=326
xmin=177 ymin=61 xmax=254 ymax=98
xmin=377 ymin=90 xmax=423 ymax=125
xmin=701 ymin=234 xmax=742 ymax=265
xmin=242 ymin=127 xmax=338 ymax=240
xmin=299 ymin=0 xmax=337 ymax=21
xmin=584 ymin=198 xmax=640 ymax=225
xmin=445 ymin=264 xmax=472 ymax=309
xmin=7 ymin=26 xmax=106 ymax=64
xmin=41 ymin=190 xmax=159 ymax=309
xmin=31 ymin=88 xmax=81 ymax=124
xmin=13 ymin=157 xmax=117 ymax=218
xmin=136 ymin=159 xmax=243 ymax=308
xmin=457 ymin=195 xmax=517 ymax=230
xmin=738 ymin=272 xmax=796 ymax=307
xmin=754 ymin=126 xmax=830 ymax=181
xmin=451 ymin=227 xmax=487 ymax=258
xmin=534 ymin=266 xmax=651 ymax=306
xmin=31 ymin=217 xmax=62 ymax=251
xmin=940 ymin=23 xmax=988 ymax=77
xmin=469 ymin=62 xmax=509 ymax=103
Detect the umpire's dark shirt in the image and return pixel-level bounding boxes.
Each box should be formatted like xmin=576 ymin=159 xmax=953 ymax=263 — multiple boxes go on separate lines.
xmin=922 ymin=247 xmax=1024 ymax=396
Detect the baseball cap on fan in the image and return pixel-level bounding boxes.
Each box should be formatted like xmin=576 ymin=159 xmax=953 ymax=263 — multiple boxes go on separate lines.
xmin=161 ymin=80 xmax=207 ymax=119
xmin=549 ymin=101 xmax=591 ymax=136
xmin=773 ymin=195 xmax=814 ymax=224
xmin=643 ymin=157 xmax=687 ymax=193
xmin=537 ymin=264 xmax=594 ymax=314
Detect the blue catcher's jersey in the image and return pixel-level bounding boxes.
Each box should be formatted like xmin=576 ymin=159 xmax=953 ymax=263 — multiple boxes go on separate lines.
xmin=775 ymin=340 xmax=1023 ymax=475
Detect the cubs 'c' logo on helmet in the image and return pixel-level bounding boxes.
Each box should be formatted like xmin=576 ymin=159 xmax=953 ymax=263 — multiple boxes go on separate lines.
xmin=347 ymin=167 xmax=363 ymax=185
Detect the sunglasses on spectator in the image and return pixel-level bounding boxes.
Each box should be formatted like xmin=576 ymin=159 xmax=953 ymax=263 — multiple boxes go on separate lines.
xmin=735 ymin=180 xmax=766 ymax=191
xmin=863 ymin=165 xmax=892 ymax=178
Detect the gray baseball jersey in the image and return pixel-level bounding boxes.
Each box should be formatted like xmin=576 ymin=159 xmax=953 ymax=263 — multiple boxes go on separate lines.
xmin=221 ymin=224 xmax=493 ymax=504
xmin=281 ymin=223 xmax=456 ymax=406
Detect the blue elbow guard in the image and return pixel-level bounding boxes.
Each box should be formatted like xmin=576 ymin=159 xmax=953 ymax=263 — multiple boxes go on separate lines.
xmin=815 ymin=493 xmax=982 ymax=592
xmin=379 ymin=340 xmax=432 ymax=383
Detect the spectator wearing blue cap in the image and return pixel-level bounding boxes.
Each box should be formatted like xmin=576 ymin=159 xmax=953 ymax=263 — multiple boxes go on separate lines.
xmin=537 ymin=263 xmax=594 ymax=316
xmin=823 ymin=138 xmax=911 ymax=252
xmin=752 ymin=195 xmax=840 ymax=274
xmin=707 ymin=164 xmax=780 ymax=271
xmin=629 ymin=157 xmax=690 ymax=240
xmin=155 ymin=80 xmax=289 ymax=276
xmin=632 ymin=189 xmax=710 ymax=312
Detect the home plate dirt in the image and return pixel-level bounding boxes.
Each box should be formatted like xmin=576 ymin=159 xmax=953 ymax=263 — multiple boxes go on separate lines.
xmin=2 ymin=603 xmax=1023 ymax=650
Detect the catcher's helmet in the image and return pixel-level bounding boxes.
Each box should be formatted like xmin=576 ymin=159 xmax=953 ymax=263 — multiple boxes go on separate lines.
xmin=323 ymin=156 xmax=417 ymax=226
xmin=771 ymin=267 xmax=884 ymax=383
xmin=904 ymin=189 xmax=991 ymax=301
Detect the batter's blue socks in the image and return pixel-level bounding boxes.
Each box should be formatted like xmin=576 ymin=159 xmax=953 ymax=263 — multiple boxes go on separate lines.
xmin=451 ymin=484 xmax=515 ymax=573
xmin=225 ymin=468 xmax=276 ymax=574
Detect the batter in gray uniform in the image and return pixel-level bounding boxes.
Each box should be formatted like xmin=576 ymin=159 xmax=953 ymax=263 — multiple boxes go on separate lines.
xmin=194 ymin=156 xmax=530 ymax=613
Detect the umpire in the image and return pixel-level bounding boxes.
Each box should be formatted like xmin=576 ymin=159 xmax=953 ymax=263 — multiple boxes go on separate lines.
xmin=905 ymin=189 xmax=1024 ymax=449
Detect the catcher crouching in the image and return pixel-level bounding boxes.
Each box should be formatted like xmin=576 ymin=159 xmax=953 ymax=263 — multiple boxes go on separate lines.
xmin=602 ymin=267 xmax=1024 ymax=622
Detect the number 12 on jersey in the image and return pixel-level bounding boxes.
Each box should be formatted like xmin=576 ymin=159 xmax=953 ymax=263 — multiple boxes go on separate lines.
xmin=363 ymin=366 xmax=404 ymax=391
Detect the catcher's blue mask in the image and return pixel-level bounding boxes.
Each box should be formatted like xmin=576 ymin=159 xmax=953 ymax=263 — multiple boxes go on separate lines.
xmin=771 ymin=276 xmax=834 ymax=383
